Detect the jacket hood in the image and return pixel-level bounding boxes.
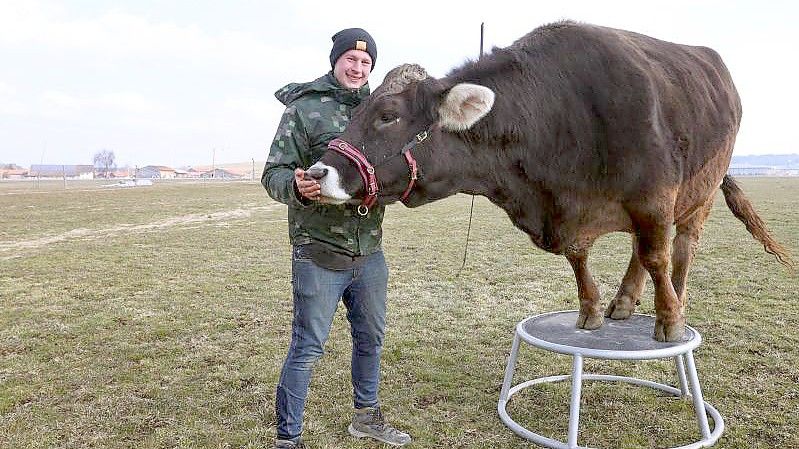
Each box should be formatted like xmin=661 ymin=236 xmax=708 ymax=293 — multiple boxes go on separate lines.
xmin=275 ymin=72 xmax=370 ymax=107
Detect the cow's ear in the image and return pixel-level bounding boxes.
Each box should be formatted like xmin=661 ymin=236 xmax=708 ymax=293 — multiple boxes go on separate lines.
xmin=437 ymin=83 xmax=495 ymax=131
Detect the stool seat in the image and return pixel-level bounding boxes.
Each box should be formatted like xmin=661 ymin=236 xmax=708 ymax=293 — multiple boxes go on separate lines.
xmin=498 ymin=311 xmax=723 ymax=449
xmin=520 ymin=311 xmax=700 ymax=358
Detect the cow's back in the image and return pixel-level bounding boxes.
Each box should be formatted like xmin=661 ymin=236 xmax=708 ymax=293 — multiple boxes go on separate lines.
xmin=463 ymin=21 xmax=741 ymax=207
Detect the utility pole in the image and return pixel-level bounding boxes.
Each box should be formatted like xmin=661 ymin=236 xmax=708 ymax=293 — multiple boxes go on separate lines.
xmin=211 ymin=148 xmax=216 ymax=179
xmin=252 ymin=158 xmax=255 ymax=181
xmin=37 ymin=141 xmax=47 ymax=189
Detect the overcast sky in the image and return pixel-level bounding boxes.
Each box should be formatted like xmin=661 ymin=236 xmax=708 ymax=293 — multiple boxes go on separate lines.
xmin=1 ymin=0 xmax=797 ymax=168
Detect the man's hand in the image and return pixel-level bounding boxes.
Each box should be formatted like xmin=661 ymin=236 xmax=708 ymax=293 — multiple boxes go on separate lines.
xmin=294 ymin=168 xmax=321 ymax=201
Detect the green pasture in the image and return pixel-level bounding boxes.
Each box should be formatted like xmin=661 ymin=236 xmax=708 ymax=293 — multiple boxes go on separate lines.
xmin=1 ymin=178 xmax=797 ymax=448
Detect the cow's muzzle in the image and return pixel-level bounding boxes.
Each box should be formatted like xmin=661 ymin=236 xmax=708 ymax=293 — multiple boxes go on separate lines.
xmin=305 ymin=167 xmax=328 ymax=180
xmin=327 ymin=130 xmax=428 ymax=216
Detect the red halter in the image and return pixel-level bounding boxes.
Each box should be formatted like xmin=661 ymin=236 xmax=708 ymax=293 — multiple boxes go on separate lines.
xmin=327 ymin=130 xmax=427 ymax=216
xmin=327 ymin=138 xmax=379 ymax=216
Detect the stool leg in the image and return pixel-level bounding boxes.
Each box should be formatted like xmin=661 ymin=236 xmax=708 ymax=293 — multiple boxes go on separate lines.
xmin=567 ymin=354 xmax=584 ymax=448
xmin=500 ymin=332 xmax=521 ymax=403
xmin=674 ymin=355 xmax=690 ymax=397
xmin=684 ymin=350 xmax=712 ymax=439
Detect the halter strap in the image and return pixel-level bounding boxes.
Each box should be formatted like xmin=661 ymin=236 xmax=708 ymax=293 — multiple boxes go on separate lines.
xmin=397 ymin=129 xmax=432 ymax=204
xmin=399 ymin=150 xmax=418 ymax=203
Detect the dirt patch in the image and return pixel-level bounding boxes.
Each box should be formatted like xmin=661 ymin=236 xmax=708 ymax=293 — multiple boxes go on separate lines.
xmin=0 ymin=204 xmax=283 ymax=258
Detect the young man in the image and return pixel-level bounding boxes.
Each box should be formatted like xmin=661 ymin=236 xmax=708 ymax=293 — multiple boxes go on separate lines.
xmin=262 ymin=28 xmax=411 ymax=449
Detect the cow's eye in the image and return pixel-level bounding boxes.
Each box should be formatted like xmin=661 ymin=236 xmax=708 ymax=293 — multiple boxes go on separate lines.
xmin=380 ymin=113 xmax=398 ymax=123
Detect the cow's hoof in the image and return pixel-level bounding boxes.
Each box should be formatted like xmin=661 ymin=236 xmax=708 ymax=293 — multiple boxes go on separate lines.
xmin=604 ymin=295 xmax=636 ymax=320
xmin=654 ymin=319 xmax=685 ymax=342
xmin=577 ymin=313 xmax=604 ymax=330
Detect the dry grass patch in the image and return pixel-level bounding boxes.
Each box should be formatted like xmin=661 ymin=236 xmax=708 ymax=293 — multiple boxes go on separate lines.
xmin=1 ymin=177 xmax=797 ymax=448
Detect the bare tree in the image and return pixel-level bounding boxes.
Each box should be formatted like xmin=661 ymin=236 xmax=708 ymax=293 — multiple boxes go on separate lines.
xmin=93 ymin=150 xmax=116 ymax=178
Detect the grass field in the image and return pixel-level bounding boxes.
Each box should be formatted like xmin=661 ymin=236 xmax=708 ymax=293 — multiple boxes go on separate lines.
xmin=1 ymin=177 xmax=797 ymax=449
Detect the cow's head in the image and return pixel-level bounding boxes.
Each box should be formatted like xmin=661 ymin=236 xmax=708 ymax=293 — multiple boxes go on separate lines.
xmin=308 ymin=63 xmax=495 ymax=214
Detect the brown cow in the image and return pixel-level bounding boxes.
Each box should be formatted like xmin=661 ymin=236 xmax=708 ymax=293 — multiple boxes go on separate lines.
xmin=308 ymin=21 xmax=792 ymax=341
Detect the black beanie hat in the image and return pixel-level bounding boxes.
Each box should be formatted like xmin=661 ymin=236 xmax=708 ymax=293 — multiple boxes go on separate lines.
xmin=329 ymin=28 xmax=377 ymax=69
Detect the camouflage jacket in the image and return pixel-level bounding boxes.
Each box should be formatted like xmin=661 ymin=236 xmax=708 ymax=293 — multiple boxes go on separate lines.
xmin=261 ymin=72 xmax=385 ymax=257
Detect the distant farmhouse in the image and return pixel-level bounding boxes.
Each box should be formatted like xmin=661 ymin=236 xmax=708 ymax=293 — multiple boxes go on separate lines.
xmin=0 ymin=168 xmax=28 ymax=179
xmin=133 ymin=165 xmax=247 ymax=179
xmin=727 ymin=166 xmax=799 ymax=176
xmin=136 ymin=165 xmax=176 ymax=179
xmin=109 ymin=167 xmax=133 ymax=178
xmin=29 ymin=164 xmax=94 ymax=179
xmin=189 ymin=165 xmax=248 ymax=179
xmin=200 ymin=168 xmax=245 ymax=179
xmin=727 ymin=154 xmax=799 ymax=176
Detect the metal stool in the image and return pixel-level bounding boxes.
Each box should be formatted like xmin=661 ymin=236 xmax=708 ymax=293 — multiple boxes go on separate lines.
xmin=498 ymin=311 xmax=723 ymax=449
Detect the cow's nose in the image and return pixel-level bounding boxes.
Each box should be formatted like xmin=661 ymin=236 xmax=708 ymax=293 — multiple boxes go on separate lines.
xmin=306 ymin=167 xmax=328 ymax=180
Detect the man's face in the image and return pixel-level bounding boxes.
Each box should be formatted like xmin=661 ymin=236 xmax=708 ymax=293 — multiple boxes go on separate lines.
xmin=333 ymin=49 xmax=372 ymax=89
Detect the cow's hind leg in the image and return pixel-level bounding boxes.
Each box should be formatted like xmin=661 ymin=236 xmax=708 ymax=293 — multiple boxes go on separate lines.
xmin=630 ymin=203 xmax=684 ymax=341
xmin=566 ymin=247 xmax=604 ymax=330
xmin=605 ymin=235 xmax=647 ymax=320
xmin=672 ymin=198 xmax=714 ymax=317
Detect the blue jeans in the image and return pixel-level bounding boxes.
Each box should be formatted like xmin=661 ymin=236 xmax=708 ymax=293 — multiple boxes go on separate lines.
xmin=275 ymin=246 xmax=388 ymax=440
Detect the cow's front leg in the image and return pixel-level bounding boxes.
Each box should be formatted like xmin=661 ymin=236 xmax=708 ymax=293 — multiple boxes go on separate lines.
xmin=605 ymin=235 xmax=646 ymax=320
xmin=566 ymin=248 xmax=603 ymax=330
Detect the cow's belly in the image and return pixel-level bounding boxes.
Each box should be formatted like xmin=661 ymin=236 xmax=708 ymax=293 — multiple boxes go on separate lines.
xmin=507 ymin=197 xmax=633 ymax=254
xmin=565 ymin=200 xmax=634 ymax=253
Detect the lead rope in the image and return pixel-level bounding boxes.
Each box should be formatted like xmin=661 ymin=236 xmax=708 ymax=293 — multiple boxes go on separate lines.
xmin=456 ymin=194 xmax=476 ymax=277
xmin=456 ymin=22 xmax=484 ymax=277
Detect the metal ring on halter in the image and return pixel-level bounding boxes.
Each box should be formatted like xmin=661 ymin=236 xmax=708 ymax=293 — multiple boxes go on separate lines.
xmin=357 ymin=205 xmax=369 ymax=216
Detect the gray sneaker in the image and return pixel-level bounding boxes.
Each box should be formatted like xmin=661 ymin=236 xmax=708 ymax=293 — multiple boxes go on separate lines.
xmin=348 ymin=406 xmax=411 ymax=446
xmin=275 ymin=437 xmax=305 ymax=449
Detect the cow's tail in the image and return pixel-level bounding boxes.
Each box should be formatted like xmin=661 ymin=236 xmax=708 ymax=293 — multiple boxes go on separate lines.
xmin=720 ymin=175 xmax=794 ymax=270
